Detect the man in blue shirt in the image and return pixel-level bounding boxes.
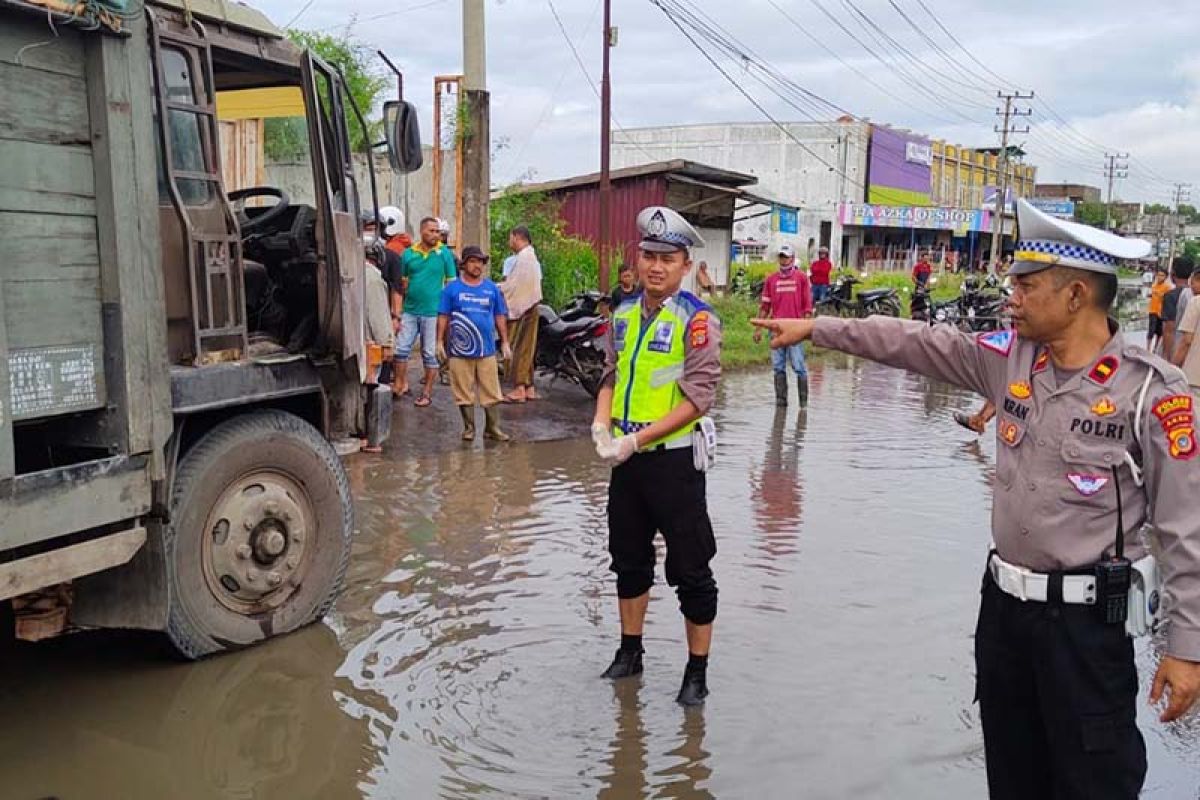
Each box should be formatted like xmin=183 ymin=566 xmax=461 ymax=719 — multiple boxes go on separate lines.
xmin=437 ymin=246 xmax=514 ymax=441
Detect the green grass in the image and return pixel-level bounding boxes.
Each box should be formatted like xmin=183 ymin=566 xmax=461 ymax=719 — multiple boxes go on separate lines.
xmin=712 ymin=270 xmax=969 ymax=367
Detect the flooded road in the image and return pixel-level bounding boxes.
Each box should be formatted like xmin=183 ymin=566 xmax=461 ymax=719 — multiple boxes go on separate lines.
xmin=2 ymin=360 xmax=1197 ymax=799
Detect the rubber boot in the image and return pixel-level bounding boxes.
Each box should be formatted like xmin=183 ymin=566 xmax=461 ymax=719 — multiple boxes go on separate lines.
xmin=797 ymin=375 xmax=809 ymax=409
xmin=773 ymin=372 xmax=788 ymax=407
xmin=459 ymin=406 xmax=476 ymax=441
xmin=483 ymin=406 xmax=511 ymax=442
xmin=676 ymin=662 xmax=710 ymax=706
xmin=601 ymin=648 xmax=644 ymax=680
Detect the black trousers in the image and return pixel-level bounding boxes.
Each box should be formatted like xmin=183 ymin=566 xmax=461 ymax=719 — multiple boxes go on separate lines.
xmin=607 ymin=448 xmax=718 ymax=625
xmin=975 ymin=572 xmax=1146 ymax=800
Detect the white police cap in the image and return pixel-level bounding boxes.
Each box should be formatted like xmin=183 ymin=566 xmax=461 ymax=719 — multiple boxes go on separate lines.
xmin=1011 ymin=198 xmax=1151 ymax=276
xmin=637 ymin=206 xmax=705 ymax=253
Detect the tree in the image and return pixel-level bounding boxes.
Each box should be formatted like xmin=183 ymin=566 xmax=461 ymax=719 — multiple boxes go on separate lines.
xmin=264 ymin=30 xmax=387 ymax=161
xmin=1178 ymin=204 xmax=1200 ymax=224
xmin=1144 ymin=203 xmax=1171 ymax=215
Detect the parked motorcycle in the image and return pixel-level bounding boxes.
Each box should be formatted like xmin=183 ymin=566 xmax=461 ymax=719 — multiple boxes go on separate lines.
xmin=534 ymin=302 xmax=609 ymax=397
xmin=815 ymin=274 xmax=902 ymax=318
xmin=931 ymin=275 xmax=1009 ymax=331
xmin=559 ymin=290 xmax=606 ymax=321
xmin=909 ymin=284 xmax=932 ymax=322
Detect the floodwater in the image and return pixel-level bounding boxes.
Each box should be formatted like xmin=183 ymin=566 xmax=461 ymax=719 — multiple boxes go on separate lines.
xmin=2 ymin=360 xmax=1198 ymax=799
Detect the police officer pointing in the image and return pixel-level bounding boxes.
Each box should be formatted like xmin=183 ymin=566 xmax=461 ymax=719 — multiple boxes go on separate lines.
xmin=592 ymin=206 xmax=722 ymax=706
xmin=753 ymin=199 xmax=1200 ymax=798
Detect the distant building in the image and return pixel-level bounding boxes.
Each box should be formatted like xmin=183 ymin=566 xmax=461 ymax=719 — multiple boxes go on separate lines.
xmin=1035 ymin=183 xmax=1102 ymax=205
xmin=501 ymin=159 xmax=795 ymax=292
xmin=613 ymin=119 xmax=1036 ymax=272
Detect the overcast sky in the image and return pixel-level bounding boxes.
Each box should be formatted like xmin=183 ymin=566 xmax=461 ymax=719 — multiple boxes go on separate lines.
xmin=256 ymin=0 xmax=1200 ymax=204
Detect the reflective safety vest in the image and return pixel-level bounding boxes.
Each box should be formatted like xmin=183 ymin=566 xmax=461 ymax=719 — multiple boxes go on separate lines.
xmin=611 ymin=292 xmax=710 ymax=448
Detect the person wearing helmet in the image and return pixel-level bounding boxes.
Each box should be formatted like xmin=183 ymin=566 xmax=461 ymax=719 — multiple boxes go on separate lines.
xmin=363 ymin=210 xmax=406 ymax=344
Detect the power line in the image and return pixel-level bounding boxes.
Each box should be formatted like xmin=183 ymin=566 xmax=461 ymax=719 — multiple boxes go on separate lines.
xmin=284 ymin=0 xmax=319 ymax=28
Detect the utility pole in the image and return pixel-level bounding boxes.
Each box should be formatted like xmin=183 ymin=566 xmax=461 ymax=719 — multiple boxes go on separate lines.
xmin=989 ymin=91 xmax=1033 ymax=271
xmin=1167 ymin=182 xmax=1192 ymax=268
xmin=461 ymin=0 xmax=490 ymax=254
xmin=598 ymin=0 xmax=614 ymax=294
xmin=1102 ymin=153 xmax=1129 ymax=232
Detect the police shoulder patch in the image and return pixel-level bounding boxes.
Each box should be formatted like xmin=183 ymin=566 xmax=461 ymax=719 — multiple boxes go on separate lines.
xmin=978 ymin=329 xmax=1015 ymax=357
xmin=1152 ymin=394 xmax=1196 ymax=460
xmin=1067 ymin=473 xmax=1109 ymax=497
xmin=689 ymin=311 xmax=710 ymax=348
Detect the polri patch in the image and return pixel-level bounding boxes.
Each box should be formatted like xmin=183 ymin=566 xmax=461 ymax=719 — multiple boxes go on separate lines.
xmin=1067 ymin=473 xmax=1109 ymax=497
xmin=648 ymin=320 xmax=675 ymax=353
xmin=1152 ymin=394 xmax=1197 ymax=460
xmin=1008 ymin=381 xmax=1032 ymax=400
xmin=689 ymin=311 xmax=710 ymax=349
xmin=1091 ymin=397 xmax=1117 ymax=417
xmin=1088 ymin=355 xmax=1119 ymax=385
xmin=978 ymin=329 xmax=1014 ymax=357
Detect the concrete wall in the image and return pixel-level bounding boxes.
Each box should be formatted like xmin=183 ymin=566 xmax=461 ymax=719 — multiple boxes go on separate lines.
xmin=612 ymin=120 xmax=870 ymax=265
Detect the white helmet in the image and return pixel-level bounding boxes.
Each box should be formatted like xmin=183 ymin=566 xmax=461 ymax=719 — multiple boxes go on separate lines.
xmin=378 ymin=205 xmax=405 ymax=238
xmin=436 ymin=217 xmax=451 ymax=235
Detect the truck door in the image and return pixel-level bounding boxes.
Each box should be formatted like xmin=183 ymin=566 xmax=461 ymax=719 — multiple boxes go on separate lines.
xmin=301 ymin=56 xmax=365 ymax=382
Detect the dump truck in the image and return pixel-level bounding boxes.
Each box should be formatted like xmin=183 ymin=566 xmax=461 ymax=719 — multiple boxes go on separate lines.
xmin=0 ymin=0 xmax=417 ymax=657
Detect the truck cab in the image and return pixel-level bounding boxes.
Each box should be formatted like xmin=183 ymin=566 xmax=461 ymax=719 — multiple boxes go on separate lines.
xmin=0 ymin=0 xmax=414 ymax=657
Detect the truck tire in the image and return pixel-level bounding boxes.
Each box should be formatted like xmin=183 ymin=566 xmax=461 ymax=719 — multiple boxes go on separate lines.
xmin=164 ymin=410 xmax=352 ymax=659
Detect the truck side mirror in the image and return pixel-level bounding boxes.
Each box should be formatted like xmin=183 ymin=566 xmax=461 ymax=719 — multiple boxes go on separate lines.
xmin=383 ymin=100 xmax=423 ymax=174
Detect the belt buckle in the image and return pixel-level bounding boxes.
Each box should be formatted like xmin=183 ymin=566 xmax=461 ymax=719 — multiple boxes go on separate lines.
xmin=996 ymin=559 xmax=1030 ymax=602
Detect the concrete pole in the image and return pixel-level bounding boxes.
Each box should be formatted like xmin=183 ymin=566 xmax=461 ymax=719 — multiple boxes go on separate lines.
xmin=990 ymin=92 xmax=1032 ymax=271
xmin=598 ymin=0 xmax=613 ymax=295
xmin=462 ymin=0 xmax=490 ymax=252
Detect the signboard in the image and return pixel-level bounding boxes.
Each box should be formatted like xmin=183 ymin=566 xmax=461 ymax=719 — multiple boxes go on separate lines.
xmin=905 ymin=141 xmax=933 ymax=166
xmin=839 ymin=203 xmax=991 ymax=233
xmin=982 ymin=186 xmax=1015 ymax=214
xmin=8 ymin=344 xmax=101 ymax=421
xmin=867 ymin=126 xmax=932 ymax=206
xmin=1030 ymin=198 xmax=1076 ymax=218
xmin=772 ymin=205 xmax=799 ymax=234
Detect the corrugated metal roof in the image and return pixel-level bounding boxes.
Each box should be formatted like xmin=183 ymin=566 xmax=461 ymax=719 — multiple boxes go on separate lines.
xmin=504 ymin=159 xmax=757 ymax=197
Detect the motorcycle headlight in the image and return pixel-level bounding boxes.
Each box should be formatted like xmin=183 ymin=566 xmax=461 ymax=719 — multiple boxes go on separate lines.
xmin=934 ymin=309 xmax=947 ymax=322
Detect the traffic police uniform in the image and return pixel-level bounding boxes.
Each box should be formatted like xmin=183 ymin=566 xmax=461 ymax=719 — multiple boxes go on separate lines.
xmin=600 ymin=208 xmax=722 ymax=693
xmin=812 ymin=200 xmax=1200 ymax=799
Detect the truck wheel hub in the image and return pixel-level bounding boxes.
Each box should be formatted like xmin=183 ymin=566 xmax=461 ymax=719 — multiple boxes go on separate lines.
xmin=203 ymin=472 xmax=313 ymax=614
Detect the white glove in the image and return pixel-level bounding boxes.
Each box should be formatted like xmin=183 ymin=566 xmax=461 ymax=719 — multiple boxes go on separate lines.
xmin=610 ymin=433 xmax=638 ymax=463
xmin=592 ymin=423 xmax=613 ymax=458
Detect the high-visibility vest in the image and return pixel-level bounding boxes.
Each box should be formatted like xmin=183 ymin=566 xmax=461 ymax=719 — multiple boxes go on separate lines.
xmin=611 ymin=292 xmax=711 ymax=448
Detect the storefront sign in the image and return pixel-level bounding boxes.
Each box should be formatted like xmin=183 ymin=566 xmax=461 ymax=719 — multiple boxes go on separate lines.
xmin=772 ymin=206 xmax=799 ymax=234
xmin=905 ymin=141 xmax=933 ymax=166
xmin=839 ymin=203 xmax=991 ymax=233
xmin=1030 ymin=198 xmax=1075 ymax=218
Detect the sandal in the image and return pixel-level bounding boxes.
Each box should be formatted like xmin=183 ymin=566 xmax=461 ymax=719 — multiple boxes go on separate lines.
xmin=414 ymin=395 xmax=432 ymax=408
xmin=502 ymin=393 xmax=526 ymax=404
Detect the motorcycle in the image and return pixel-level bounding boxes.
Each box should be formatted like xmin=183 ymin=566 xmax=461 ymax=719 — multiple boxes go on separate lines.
xmin=559 ymin=290 xmax=606 ymax=321
xmin=909 ymin=283 xmax=932 ymax=322
xmin=932 ymin=275 xmax=1009 ymax=331
xmin=534 ymin=301 xmax=609 ymax=398
xmin=815 ymin=274 xmax=902 ymax=318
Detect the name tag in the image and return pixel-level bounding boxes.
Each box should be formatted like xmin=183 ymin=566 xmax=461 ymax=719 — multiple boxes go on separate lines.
xmin=614 ymin=318 xmax=629 ymax=351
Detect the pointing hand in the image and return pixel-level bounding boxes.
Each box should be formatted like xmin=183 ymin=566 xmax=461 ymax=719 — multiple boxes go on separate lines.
xmin=750 ymin=318 xmax=815 ymax=348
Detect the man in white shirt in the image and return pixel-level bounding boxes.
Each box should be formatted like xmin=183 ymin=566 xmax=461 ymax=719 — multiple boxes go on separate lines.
xmin=1172 ymin=269 xmax=1200 ymax=390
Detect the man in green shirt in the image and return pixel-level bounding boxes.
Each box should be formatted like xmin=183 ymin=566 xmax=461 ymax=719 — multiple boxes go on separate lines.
xmin=395 ymin=217 xmax=459 ymax=406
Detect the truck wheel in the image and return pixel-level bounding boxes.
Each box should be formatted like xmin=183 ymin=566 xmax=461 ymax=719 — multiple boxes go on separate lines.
xmin=165 ymin=410 xmax=352 ymax=659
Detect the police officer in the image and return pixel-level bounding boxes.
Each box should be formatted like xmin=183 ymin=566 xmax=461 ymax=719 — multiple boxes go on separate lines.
xmin=592 ymin=206 xmax=722 ymax=706
xmin=753 ymin=199 xmax=1200 ymax=798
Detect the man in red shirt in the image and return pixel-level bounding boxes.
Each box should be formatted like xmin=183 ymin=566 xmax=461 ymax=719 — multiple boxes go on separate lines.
xmin=911 ymin=251 xmax=933 ymax=287
xmin=809 ymin=245 xmax=833 ymax=304
xmin=753 ymin=244 xmax=813 ymax=406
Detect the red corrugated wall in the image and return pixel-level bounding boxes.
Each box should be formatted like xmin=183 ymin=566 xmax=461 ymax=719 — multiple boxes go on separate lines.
xmin=553 ymin=176 xmax=668 ymax=269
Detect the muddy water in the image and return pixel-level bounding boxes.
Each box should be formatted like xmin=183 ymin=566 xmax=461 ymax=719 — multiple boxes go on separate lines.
xmin=1 ymin=361 xmax=1197 ymax=799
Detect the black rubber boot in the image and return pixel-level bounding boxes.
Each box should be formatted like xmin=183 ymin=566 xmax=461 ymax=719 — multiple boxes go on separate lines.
xmin=797 ymin=376 xmax=809 ymax=408
xmin=602 ymin=648 xmax=644 ymax=679
xmin=773 ymin=372 xmax=788 ymax=407
xmin=676 ymin=663 xmax=709 ymax=706
xmin=483 ymin=406 xmax=511 ymax=442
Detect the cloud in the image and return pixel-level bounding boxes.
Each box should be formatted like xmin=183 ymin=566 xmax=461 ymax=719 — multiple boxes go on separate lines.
xmin=251 ymin=0 xmax=1199 ymax=200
